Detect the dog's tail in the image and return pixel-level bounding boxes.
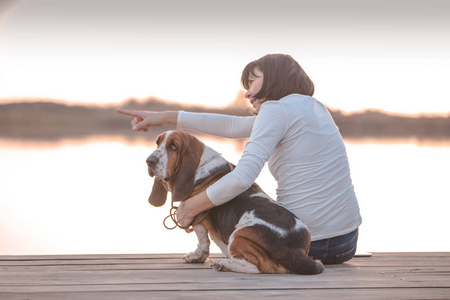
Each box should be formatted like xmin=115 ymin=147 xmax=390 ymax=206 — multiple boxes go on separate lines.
xmin=284 ymin=250 xmax=324 ymax=275
xmin=273 ymin=246 xmax=324 ymax=275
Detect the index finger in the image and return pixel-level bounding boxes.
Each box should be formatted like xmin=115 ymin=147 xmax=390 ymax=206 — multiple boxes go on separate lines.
xmin=116 ymin=108 xmax=141 ymax=117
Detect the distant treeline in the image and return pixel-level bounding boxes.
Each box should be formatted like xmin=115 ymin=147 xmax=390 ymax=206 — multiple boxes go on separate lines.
xmin=0 ymin=97 xmax=449 ymax=141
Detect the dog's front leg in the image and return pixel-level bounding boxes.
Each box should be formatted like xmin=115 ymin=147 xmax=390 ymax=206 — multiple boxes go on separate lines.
xmin=183 ymin=224 xmax=210 ymax=263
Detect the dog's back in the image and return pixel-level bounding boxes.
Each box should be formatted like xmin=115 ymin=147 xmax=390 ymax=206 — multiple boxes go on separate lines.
xmin=207 ymin=183 xmax=324 ymax=275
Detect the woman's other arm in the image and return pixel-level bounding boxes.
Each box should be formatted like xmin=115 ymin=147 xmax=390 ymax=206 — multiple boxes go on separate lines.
xmin=176 ymin=101 xmax=288 ymax=227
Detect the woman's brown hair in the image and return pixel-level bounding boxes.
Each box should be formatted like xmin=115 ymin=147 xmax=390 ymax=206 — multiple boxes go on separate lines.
xmin=241 ymin=54 xmax=315 ymax=101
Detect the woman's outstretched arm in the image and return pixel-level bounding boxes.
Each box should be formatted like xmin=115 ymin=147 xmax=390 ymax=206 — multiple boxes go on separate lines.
xmin=117 ymin=109 xmax=255 ymax=138
xmin=116 ymin=109 xmax=178 ymax=132
xmin=177 ymin=111 xmax=255 ymax=138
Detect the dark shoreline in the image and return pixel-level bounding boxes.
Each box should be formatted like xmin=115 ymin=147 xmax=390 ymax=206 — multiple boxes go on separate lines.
xmin=1 ymin=98 xmax=449 ymax=142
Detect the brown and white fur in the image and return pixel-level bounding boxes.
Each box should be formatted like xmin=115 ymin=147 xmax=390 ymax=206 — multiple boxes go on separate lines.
xmin=146 ymin=130 xmax=324 ymax=275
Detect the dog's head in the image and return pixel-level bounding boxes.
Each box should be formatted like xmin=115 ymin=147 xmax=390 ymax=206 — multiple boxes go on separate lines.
xmin=146 ymin=130 xmax=204 ymax=206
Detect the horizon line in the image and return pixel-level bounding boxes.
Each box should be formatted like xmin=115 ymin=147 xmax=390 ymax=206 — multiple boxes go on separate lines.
xmin=1 ymin=96 xmax=449 ymax=118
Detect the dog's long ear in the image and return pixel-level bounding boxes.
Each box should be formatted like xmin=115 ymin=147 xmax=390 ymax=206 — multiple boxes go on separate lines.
xmin=171 ymin=135 xmax=203 ymax=202
xmin=171 ymin=153 xmax=198 ymax=202
xmin=148 ymin=178 xmax=168 ymax=207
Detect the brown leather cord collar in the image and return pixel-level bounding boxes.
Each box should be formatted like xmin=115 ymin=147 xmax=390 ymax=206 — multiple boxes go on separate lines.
xmin=163 ymin=203 xmax=210 ymax=230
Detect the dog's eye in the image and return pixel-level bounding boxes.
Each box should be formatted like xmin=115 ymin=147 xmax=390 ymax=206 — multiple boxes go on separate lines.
xmin=168 ymin=143 xmax=177 ymax=151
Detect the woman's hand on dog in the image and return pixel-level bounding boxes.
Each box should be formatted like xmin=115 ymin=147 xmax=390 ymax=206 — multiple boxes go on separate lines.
xmin=176 ymin=201 xmax=197 ymax=229
xmin=176 ymin=190 xmax=216 ymax=229
xmin=117 ymin=109 xmax=178 ymax=132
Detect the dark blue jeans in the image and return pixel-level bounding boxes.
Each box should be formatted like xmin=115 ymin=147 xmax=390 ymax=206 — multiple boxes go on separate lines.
xmin=308 ymin=229 xmax=359 ymax=265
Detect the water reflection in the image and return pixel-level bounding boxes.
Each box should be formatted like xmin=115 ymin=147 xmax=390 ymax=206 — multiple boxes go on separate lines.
xmin=0 ymin=136 xmax=449 ymax=256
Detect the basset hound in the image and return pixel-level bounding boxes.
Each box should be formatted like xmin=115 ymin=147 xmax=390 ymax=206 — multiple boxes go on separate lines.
xmin=146 ymin=130 xmax=324 ymax=275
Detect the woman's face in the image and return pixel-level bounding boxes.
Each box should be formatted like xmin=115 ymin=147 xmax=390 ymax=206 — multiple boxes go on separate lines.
xmin=245 ymin=67 xmax=264 ymax=113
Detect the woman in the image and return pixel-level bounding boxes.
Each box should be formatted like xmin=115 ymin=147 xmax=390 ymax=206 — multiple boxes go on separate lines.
xmin=118 ymin=54 xmax=362 ymax=264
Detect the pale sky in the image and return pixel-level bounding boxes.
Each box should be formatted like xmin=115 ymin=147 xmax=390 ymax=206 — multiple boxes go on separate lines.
xmin=0 ymin=0 xmax=449 ymax=115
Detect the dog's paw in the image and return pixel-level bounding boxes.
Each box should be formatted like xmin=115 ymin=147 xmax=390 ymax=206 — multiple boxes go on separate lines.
xmin=211 ymin=258 xmax=260 ymax=273
xmin=183 ymin=249 xmax=209 ymax=263
xmin=211 ymin=259 xmax=230 ymax=271
xmin=211 ymin=261 xmax=224 ymax=271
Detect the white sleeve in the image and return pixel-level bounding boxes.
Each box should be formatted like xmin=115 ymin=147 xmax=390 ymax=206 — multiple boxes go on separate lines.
xmin=206 ymin=101 xmax=289 ymax=206
xmin=177 ymin=111 xmax=255 ymax=138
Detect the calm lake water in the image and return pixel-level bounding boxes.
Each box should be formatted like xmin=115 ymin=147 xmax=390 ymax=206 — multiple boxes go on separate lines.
xmin=1 ymin=135 xmax=449 ymax=256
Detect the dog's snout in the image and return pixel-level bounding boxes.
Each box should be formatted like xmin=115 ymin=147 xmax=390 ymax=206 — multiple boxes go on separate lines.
xmin=146 ymin=155 xmax=159 ymax=166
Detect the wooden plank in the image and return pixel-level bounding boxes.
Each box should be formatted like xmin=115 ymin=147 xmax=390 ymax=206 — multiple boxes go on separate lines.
xmin=2 ymin=251 xmax=448 ymax=263
xmin=1 ymin=268 xmax=449 ymax=292
xmin=2 ymin=256 xmax=449 ymax=271
xmin=1 ymin=252 xmax=447 ymax=263
xmin=2 ymin=288 xmax=450 ymax=300
xmin=1 ymin=252 xmax=448 ymax=264
xmin=0 ymin=253 xmax=220 ymax=261
xmin=2 ymin=261 xmax=450 ymax=275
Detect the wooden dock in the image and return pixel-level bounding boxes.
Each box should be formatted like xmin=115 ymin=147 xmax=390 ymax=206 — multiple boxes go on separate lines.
xmin=1 ymin=252 xmax=449 ymax=299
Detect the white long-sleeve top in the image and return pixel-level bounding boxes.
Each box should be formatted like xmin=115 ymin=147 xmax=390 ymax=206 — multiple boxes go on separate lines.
xmin=177 ymin=93 xmax=362 ymax=241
